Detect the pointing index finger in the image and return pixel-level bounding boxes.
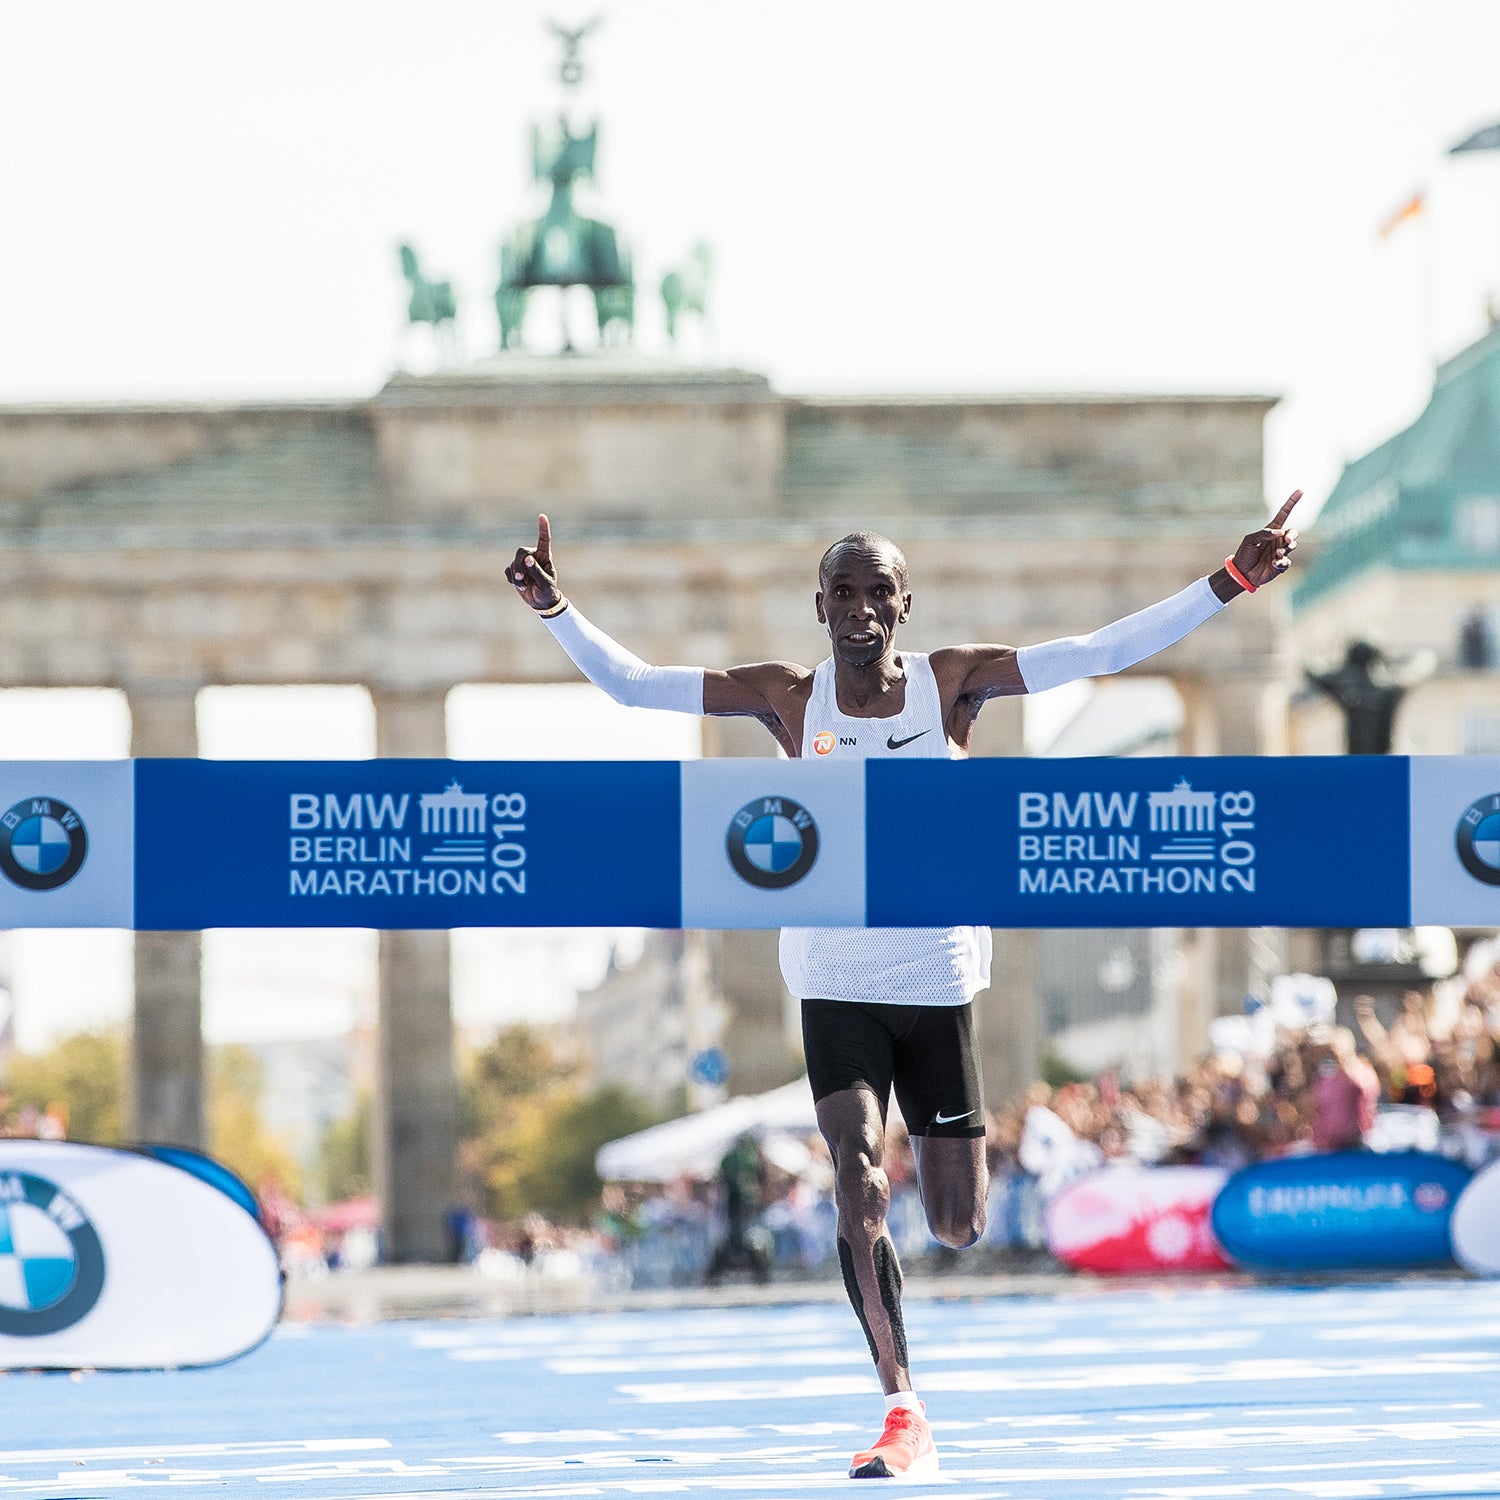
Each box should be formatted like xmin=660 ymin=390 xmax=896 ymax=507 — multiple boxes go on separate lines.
xmin=537 ymin=513 xmax=553 ymax=565
xmin=1271 ymin=489 xmax=1303 ymax=529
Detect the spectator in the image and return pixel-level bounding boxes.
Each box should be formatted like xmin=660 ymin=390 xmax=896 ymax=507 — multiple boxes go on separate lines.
xmin=1356 ymin=990 xmax=1433 ymax=1090
xmin=1459 ymin=606 xmax=1497 ymax=670
xmin=1310 ymin=1027 xmax=1380 ymax=1151
xmin=705 ymin=1132 xmax=770 ymax=1285
xmin=595 ymin=1183 xmax=642 ymax=1252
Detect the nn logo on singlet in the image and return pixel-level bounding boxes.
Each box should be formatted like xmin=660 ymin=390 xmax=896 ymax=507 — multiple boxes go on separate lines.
xmin=725 ymin=796 xmax=820 ymax=890
xmin=812 ymin=732 xmax=857 ymax=755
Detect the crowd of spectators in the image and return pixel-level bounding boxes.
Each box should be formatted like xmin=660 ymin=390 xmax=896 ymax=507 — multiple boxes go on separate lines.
xmin=7 ymin=946 xmax=1500 ymax=1289
xmin=589 ymin=943 xmax=1500 ymax=1287
xmin=0 ymin=1095 xmax=65 ymax=1140
xmin=985 ymin=948 xmax=1500 ymax=1185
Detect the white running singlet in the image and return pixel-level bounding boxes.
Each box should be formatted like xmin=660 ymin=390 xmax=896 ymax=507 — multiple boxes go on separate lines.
xmin=778 ymin=652 xmax=992 ymax=1007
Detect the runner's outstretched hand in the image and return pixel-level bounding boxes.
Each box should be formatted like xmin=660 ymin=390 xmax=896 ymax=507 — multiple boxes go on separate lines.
xmin=1229 ymin=490 xmax=1302 ymax=588
xmin=509 ymin=514 xmax=563 ymax=610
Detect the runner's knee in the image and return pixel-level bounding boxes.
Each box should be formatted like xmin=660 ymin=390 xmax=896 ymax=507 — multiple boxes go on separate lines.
xmin=926 ymin=1196 xmax=985 ymax=1249
xmin=836 ymin=1146 xmax=890 ymax=1227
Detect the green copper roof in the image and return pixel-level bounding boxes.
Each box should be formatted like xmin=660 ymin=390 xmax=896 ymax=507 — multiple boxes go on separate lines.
xmin=1293 ymin=325 xmax=1500 ymax=611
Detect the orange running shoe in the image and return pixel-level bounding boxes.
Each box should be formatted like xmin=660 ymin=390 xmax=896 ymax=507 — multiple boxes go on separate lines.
xmin=848 ymin=1402 xmax=939 ymax=1480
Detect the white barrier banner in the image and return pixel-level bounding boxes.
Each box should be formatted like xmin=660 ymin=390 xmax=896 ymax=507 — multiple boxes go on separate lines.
xmin=680 ymin=758 xmax=865 ymax=928
xmin=0 ymin=1141 xmax=281 ymax=1370
xmin=0 ymin=762 xmax=133 ymax=928
xmin=1410 ymin=755 xmax=1500 ymax=927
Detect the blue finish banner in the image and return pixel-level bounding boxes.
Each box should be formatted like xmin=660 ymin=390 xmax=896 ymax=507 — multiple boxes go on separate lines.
xmin=0 ymin=755 xmax=1493 ymax=929
xmin=133 ymin=760 xmax=683 ymax=930
xmin=866 ymin=757 xmax=1413 ymax=929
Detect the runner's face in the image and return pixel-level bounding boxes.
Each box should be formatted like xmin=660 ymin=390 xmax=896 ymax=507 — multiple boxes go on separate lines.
xmin=816 ymin=548 xmax=911 ymax=667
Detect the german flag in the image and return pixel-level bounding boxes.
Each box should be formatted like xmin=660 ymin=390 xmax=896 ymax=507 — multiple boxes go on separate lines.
xmin=1379 ymin=189 xmax=1425 ymax=240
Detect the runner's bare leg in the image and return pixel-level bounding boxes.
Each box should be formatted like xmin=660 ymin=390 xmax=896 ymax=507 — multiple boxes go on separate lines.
xmin=911 ymin=1135 xmax=988 ymax=1248
xmin=816 ymin=1087 xmax=914 ymax=1394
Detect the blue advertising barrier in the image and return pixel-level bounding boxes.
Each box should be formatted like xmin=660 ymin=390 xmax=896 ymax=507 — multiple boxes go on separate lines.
xmin=0 ymin=754 xmax=1494 ymax=928
xmin=135 ymin=1145 xmax=262 ymax=1220
xmin=1211 ymin=1151 xmax=1472 ymax=1270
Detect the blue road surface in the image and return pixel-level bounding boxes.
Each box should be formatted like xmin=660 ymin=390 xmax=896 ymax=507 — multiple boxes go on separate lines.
xmin=5 ymin=1281 xmax=1500 ymax=1497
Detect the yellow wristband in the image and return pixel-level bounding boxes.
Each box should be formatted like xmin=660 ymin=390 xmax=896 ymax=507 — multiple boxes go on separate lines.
xmin=536 ymin=595 xmax=570 ymax=619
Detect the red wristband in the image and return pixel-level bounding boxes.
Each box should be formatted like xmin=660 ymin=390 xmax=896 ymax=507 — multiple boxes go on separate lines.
xmin=1223 ymin=556 xmax=1257 ymax=594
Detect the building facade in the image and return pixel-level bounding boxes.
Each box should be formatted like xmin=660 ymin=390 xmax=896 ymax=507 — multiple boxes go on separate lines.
xmin=1291 ymin=327 xmax=1500 ymax=756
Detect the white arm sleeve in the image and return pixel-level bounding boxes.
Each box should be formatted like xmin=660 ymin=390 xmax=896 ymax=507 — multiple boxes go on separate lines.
xmin=1015 ymin=576 xmax=1225 ymax=694
xmin=541 ymin=603 xmax=705 ymax=714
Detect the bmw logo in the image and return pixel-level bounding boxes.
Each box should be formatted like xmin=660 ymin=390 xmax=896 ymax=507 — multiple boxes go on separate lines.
xmin=0 ymin=1172 xmax=106 ymax=1337
xmin=0 ymin=797 xmax=88 ymax=892
xmin=1456 ymin=793 xmax=1500 ymax=887
xmin=725 ymin=796 xmax=820 ymax=890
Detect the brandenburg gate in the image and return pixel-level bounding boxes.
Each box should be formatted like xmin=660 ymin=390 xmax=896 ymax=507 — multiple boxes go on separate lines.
xmin=0 ymin=362 xmax=1286 ymax=1257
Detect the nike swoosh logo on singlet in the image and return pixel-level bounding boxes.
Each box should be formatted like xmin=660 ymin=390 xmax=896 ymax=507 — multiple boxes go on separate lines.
xmin=886 ymin=730 xmax=930 ymax=750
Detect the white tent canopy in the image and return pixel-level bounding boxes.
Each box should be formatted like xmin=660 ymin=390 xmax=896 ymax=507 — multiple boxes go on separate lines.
xmin=595 ymin=1078 xmax=822 ymax=1184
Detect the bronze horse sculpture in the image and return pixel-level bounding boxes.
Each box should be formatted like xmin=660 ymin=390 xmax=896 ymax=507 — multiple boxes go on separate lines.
xmin=494 ymin=115 xmax=634 ymax=351
xmin=399 ymin=243 xmax=459 ymax=360
xmin=661 ymin=242 xmax=713 ymax=343
xmin=399 ymin=244 xmax=456 ymax=329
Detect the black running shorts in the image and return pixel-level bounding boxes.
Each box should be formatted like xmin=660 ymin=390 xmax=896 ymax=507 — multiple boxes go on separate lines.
xmin=801 ymin=999 xmax=985 ymax=1139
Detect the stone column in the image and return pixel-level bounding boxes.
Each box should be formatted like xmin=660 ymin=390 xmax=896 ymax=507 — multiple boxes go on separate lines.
xmin=968 ymin=696 xmax=1040 ymax=1108
xmin=371 ymin=687 xmax=459 ymax=1263
xmin=700 ymin=716 xmax=802 ymax=1094
xmin=1176 ymin=676 xmax=1291 ymax=1051
xmin=1178 ymin=676 xmax=1289 ymax=759
xmin=127 ymin=686 xmax=204 ymax=1147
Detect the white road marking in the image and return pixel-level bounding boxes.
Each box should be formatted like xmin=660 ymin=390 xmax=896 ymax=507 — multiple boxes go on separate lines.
xmin=1316 ymin=1320 xmax=1500 ymax=1343
xmin=0 ymin=1439 xmax=390 ymax=1463
xmin=6 ymin=1286 xmax=1500 ymax=1496
xmin=1121 ymin=1475 xmax=1500 ymax=1499
xmin=618 ymin=1352 xmax=1500 ymax=1403
xmin=545 ymin=1331 xmax=1265 ymax=1375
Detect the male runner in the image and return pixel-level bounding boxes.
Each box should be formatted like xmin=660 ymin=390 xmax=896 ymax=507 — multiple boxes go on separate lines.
xmin=509 ymin=493 xmax=1300 ymax=1479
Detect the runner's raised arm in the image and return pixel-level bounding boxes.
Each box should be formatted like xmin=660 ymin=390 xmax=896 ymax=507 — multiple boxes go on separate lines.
xmin=508 ymin=514 xmax=812 ymax=752
xmin=928 ymin=490 xmax=1302 ymax=719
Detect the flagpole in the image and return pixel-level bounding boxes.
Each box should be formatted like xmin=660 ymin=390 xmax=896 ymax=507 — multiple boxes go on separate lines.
xmin=1450 ymin=120 xmax=1500 ymax=349
xmin=1378 ymin=189 xmax=1433 ymax=375
xmin=1423 ymin=195 xmax=1437 ymax=376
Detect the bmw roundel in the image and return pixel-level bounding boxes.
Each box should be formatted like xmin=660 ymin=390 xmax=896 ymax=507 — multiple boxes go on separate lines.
xmin=0 ymin=797 xmax=88 ymax=892
xmin=1457 ymin=793 xmax=1500 ymax=887
xmin=0 ymin=1172 xmax=106 ymax=1337
xmin=725 ymin=796 xmax=820 ymax=890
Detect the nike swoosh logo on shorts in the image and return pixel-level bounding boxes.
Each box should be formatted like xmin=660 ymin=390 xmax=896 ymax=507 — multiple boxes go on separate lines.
xmin=887 ymin=730 xmax=930 ymax=750
xmin=933 ymin=1109 xmax=974 ymax=1124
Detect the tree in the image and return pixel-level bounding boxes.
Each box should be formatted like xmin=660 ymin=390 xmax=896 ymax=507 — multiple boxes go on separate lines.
xmin=460 ymin=1025 xmax=662 ymax=1224
xmin=509 ymin=1085 xmax=661 ymax=1223
xmin=207 ymin=1045 xmax=303 ymax=1203
xmin=315 ymin=1092 xmax=371 ymax=1205
xmin=4 ymin=1031 xmax=125 ymax=1143
xmin=2 ymin=1034 xmax=305 ymax=1209
xmin=464 ymin=1023 xmax=573 ymax=1131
